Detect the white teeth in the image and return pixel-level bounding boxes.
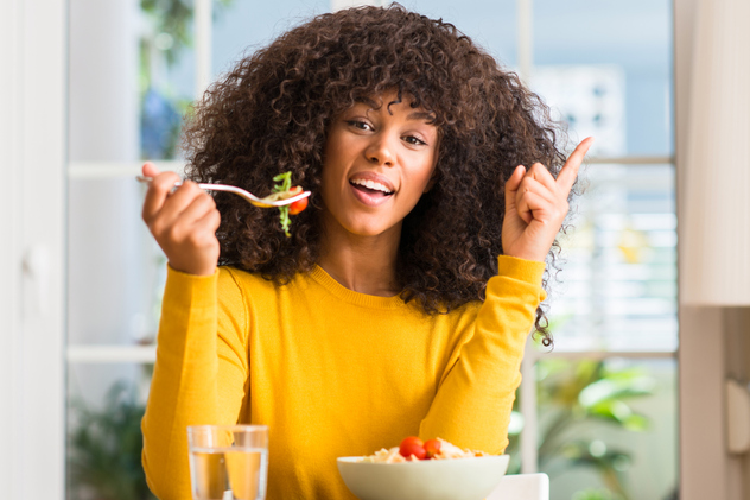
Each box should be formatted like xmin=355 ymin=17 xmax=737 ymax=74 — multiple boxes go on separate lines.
xmin=351 ymin=178 xmax=393 ymax=193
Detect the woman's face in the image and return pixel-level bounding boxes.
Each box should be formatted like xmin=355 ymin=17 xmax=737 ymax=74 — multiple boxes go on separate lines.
xmin=321 ymin=90 xmax=439 ymax=239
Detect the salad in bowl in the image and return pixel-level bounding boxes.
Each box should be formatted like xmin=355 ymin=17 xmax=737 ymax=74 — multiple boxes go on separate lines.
xmin=337 ymin=437 xmax=509 ymax=500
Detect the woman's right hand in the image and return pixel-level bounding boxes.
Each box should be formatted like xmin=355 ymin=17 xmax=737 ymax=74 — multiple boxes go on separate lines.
xmin=140 ymin=163 xmax=221 ymax=276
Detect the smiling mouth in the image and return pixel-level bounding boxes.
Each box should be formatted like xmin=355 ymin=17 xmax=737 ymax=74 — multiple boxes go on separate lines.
xmin=349 ymin=179 xmax=395 ymax=196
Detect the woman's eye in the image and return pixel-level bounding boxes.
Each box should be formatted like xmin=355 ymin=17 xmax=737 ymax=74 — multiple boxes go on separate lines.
xmin=346 ymin=120 xmax=372 ymax=131
xmin=403 ymin=135 xmax=427 ymax=146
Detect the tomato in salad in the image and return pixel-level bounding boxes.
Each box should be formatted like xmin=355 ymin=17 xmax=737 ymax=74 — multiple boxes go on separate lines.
xmin=423 ymin=438 xmax=441 ymax=459
xmin=399 ymin=436 xmax=426 ymax=460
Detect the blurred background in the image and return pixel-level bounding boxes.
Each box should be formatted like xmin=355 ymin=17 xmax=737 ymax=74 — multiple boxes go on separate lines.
xmin=17 ymin=0 xmax=750 ymax=499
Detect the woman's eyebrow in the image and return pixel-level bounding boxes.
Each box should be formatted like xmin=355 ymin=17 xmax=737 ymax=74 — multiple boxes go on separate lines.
xmin=407 ymin=111 xmax=436 ymax=122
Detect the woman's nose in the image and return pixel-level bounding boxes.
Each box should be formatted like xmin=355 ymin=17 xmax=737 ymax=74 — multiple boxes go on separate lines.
xmin=365 ymin=134 xmax=396 ymax=166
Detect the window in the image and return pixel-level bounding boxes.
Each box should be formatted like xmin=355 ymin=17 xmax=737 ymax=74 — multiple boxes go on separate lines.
xmin=65 ymin=2 xmax=676 ymax=499
xmin=524 ymin=2 xmax=676 ymax=498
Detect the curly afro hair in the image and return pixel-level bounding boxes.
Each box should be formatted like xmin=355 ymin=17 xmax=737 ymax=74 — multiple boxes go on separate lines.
xmin=183 ymin=3 xmax=571 ymax=346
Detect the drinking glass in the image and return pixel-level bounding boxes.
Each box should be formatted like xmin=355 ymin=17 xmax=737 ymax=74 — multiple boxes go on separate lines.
xmin=187 ymin=424 xmax=269 ymax=500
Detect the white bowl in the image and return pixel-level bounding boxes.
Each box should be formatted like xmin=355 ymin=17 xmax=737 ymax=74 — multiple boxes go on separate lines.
xmin=337 ymin=455 xmax=510 ymax=500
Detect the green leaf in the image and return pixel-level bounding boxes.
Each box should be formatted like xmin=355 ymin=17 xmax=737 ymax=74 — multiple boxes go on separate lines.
xmin=67 ymin=381 xmax=157 ymax=500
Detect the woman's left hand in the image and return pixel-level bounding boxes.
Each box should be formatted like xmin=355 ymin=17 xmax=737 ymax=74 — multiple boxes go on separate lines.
xmin=501 ymin=137 xmax=593 ymax=262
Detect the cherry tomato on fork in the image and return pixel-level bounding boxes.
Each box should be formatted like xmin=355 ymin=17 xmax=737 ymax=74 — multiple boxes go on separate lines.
xmin=399 ymin=436 xmax=426 ymax=460
xmin=288 ymin=197 xmax=308 ymax=215
xmin=286 ymin=185 xmax=308 ymax=215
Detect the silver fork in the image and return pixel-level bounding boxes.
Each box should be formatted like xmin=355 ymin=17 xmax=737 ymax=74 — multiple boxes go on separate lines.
xmin=136 ymin=176 xmax=311 ymax=208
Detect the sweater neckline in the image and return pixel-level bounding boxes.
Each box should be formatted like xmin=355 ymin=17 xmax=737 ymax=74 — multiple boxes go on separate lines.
xmin=308 ymin=265 xmax=407 ymax=309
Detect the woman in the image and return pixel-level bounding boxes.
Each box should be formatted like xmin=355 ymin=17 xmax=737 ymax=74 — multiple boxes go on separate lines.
xmin=140 ymin=4 xmax=591 ymax=499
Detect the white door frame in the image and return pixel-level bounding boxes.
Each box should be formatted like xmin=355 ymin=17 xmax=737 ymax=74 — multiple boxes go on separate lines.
xmin=0 ymin=0 xmax=66 ymax=498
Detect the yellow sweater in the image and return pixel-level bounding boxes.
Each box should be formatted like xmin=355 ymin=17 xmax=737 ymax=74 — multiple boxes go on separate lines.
xmin=141 ymin=255 xmax=545 ymax=500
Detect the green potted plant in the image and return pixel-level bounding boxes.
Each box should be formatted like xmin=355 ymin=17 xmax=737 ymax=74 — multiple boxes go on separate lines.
xmin=506 ymin=357 xmax=654 ymax=500
xmin=67 ymin=381 xmax=156 ymax=500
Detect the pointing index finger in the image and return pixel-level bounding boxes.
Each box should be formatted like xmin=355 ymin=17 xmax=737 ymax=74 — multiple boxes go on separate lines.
xmin=556 ymin=137 xmax=594 ymax=192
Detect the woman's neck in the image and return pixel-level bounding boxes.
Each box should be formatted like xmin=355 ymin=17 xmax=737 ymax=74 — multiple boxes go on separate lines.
xmin=317 ymin=215 xmax=401 ymax=297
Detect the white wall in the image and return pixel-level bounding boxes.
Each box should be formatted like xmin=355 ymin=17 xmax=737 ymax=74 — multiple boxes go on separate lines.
xmin=676 ymin=0 xmax=750 ymax=499
xmin=0 ymin=0 xmax=66 ymax=499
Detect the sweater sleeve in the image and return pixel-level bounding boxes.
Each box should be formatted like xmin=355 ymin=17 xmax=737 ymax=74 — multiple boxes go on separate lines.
xmin=141 ymin=266 xmax=249 ymax=500
xmin=419 ymin=255 xmax=546 ymax=454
